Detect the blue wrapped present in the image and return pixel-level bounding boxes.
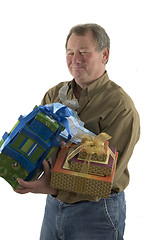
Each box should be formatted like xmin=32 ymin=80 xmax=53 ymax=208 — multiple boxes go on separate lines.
xmin=0 ymin=103 xmax=95 ymax=190
xmin=0 ymin=104 xmax=72 ymax=189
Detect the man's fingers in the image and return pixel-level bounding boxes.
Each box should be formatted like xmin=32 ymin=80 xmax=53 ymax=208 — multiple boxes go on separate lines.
xmin=15 ymin=187 xmax=31 ymax=194
xmin=60 ymin=140 xmax=67 ymax=147
xmin=13 ymin=182 xmax=31 ymax=194
xmin=42 ymin=160 xmax=51 ymax=174
xmin=17 ymin=178 xmax=32 ymax=188
xmin=16 ymin=160 xmax=48 ymax=188
xmin=14 ymin=160 xmax=52 ymax=195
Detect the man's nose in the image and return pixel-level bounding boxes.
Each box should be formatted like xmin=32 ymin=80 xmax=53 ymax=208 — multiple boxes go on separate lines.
xmin=72 ymin=52 xmax=83 ymax=63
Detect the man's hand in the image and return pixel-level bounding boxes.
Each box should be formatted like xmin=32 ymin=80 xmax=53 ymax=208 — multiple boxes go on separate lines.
xmin=14 ymin=159 xmax=58 ymax=195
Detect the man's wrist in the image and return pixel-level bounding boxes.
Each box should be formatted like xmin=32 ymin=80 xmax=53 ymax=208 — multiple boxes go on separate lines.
xmin=50 ymin=188 xmax=58 ymax=196
xmin=51 ymin=194 xmax=58 ymax=198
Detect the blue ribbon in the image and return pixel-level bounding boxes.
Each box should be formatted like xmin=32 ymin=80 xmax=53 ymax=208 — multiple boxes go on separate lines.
xmin=39 ymin=104 xmax=72 ymax=141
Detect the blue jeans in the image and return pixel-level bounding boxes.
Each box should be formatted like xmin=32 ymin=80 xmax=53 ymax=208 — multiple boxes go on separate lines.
xmin=40 ymin=192 xmax=126 ymax=240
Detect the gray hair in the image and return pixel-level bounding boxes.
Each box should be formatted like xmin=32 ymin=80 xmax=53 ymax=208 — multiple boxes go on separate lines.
xmin=65 ymin=23 xmax=110 ymax=52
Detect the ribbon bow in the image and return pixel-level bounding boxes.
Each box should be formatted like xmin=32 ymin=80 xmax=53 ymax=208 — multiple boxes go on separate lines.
xmin=66 ymin=132 xmax=112 ymax=163
xmin=40 ymin=104 xmax=72 ymax=141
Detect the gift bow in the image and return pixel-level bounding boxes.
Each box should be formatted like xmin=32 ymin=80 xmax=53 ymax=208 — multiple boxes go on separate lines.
xmin=66 ymin=132 xmax=112 ymax=164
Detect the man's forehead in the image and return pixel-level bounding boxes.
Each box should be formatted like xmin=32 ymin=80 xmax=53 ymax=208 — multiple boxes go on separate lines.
xmin=66 ymin=32 xmax=96 ymax=50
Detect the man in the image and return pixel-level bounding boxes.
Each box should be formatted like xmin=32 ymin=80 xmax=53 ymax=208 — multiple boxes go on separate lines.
xmin=16 ymin=23 xmax=140 ymax=239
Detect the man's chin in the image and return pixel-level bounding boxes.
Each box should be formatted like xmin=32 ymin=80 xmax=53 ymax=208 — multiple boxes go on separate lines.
xmin=71 ymin=70 xmax=85 ymax=80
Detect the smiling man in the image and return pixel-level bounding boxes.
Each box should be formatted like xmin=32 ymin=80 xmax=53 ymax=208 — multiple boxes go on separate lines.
xmin=66 ymin=30 xmax=109 ymax=89
xmin=16 ymin=23 xmax=140 ymax=240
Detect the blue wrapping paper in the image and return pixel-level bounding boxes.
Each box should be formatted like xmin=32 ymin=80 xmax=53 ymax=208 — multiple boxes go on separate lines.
xmin=0 ymin=103 xmax=95 ymax=189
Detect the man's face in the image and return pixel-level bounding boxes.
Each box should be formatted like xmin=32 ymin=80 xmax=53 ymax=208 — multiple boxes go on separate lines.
xmin=66 ymin=31 xmax=108 ymax=88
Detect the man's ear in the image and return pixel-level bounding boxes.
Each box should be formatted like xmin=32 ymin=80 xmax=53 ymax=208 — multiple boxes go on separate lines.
xmin=102 ymin=47 xmax=109 ymax=64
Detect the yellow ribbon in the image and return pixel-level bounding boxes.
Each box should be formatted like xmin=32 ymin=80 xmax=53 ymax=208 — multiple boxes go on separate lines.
xmin=66 ymin=132 xmax=112 ymax=163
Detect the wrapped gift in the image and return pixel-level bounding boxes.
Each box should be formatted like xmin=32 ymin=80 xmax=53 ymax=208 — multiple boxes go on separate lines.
xmin=51 ymin=134 xmax=118 ymax=198
xmin=0 ymin=103 xmax=95 ymax=190
xmin=69 ymin=141 xmax=116 ymax=177
xmin=0 ymin=106 xmax=66 ymax=190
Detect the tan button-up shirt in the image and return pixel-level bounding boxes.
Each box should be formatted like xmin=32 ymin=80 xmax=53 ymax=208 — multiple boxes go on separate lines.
xmin=41 ymin=72 xmax=140 ymax=203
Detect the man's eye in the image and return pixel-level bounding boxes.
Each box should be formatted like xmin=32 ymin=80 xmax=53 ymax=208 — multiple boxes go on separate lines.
xmin=80 ymin=51 xmax=88 ymax=55
xmin=67 ymin=52 xmax=74 ymax=56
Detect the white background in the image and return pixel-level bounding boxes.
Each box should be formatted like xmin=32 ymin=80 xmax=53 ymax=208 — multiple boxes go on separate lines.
xmin=0 ymin=0 xmax=159 ymax=239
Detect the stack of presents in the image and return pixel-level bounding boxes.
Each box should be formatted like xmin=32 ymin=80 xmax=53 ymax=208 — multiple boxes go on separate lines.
xmin=0 ymin=103 xmax=118 ymax=198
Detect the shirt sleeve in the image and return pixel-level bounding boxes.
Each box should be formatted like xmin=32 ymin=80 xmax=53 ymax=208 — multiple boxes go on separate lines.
xmin=100 ymin=105 xmax=140 ymax=191
xmin=40 ymin=82 xmax=66 ymax=106
xmin=41 ymin=91 xmax=52 ymax=105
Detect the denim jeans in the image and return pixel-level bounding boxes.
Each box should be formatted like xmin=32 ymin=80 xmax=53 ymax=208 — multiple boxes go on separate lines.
xmin=40 ymin=192 xmax=126 ymax=240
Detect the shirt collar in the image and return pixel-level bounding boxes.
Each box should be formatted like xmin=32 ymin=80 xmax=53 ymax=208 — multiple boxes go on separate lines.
xmin=69 ymin=71 xmax=110 ymax=99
